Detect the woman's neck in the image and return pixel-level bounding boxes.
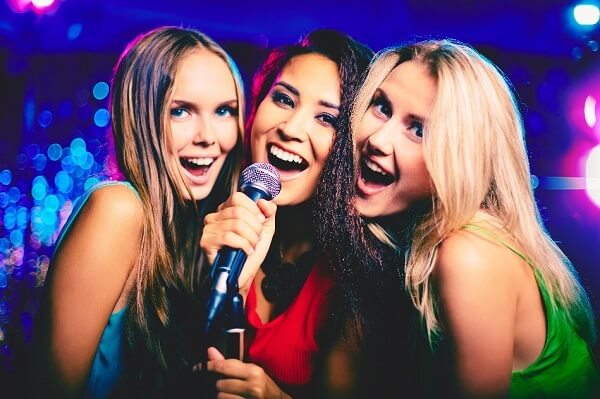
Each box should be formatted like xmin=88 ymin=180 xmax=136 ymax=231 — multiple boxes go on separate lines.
xmin=274 ymin=201 xmax=315 ymax=263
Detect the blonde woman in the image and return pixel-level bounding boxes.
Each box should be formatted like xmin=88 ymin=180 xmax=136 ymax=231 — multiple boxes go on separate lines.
xmin=31 ymin=27 xmax=251 ymax=398
xmin=336 ymin=40 xmax=599 ymax=397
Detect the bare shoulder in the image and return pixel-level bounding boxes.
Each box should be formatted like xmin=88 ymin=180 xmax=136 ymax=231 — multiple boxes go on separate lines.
xmin=434 ymin=228 xmax=521 ymax=287
xmin=53 ymin=183 xmax=144 ymax=277
xmin=84 ymin=183 xmax=143 ymax=224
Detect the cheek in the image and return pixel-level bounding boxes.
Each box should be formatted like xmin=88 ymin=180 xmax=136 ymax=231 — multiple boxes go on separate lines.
xmin=169 ymin=124 xmax=189 ymax=153
xmin=219 ymin=122 xmax=239 ymax=153
xmin=313 ymin=132 xmax=335 ymax=164
xmin=356 ymin=113 xmax=380 ymax=142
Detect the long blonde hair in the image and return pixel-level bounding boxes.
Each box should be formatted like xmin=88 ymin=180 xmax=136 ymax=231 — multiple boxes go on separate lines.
xmin=109 ymin=26 xmax=244 ymax=377
xmin=352 ymin=39 xmax=595 ymax=344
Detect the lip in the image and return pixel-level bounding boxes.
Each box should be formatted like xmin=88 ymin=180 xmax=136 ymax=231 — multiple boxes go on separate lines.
xmin=363 ymin=154 xmax=394 ymax=177
xmin=266 ymin=143 xmax=309 ymax=182
xmin=179 ymin=155 xmax=218 ymax=186
xmin=356 ymin=154 xmax=395 ymax=196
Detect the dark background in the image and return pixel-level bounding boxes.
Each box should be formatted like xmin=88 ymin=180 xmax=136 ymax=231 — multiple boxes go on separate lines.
xmin=1 ymin=0 xmax=599 ymax=392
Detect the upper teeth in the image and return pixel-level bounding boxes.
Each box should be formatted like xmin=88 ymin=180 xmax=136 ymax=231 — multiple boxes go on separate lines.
xmin=186 ymin=157 xmax=214 ymax=166
xmin=270 ymin=146 xmax=303 ymax=164
xmin=365 ymin=159 xmax=387 ymax=175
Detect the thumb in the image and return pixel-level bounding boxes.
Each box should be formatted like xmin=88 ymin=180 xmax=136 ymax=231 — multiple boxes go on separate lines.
xmin=207 ymin=346 xmax=225 ymax=361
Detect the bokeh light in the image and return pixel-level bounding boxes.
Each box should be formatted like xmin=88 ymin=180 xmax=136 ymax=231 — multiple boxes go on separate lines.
xmin=93 ymin=108 xmax=110 ymax=127
xmin=586 ymin=144 xmax=600 ymax=206
xmin=67 ymin=23 xmax=83 ymax=40
xmin=92 ymin=82 xmax=109 ymax=100
xmin=574 ymin=4 xmax=600 ymax=26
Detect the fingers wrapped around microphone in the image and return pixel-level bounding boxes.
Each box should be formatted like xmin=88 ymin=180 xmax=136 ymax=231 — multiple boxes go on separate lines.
xmin=200 ymin=192 xmax=277 ymax=292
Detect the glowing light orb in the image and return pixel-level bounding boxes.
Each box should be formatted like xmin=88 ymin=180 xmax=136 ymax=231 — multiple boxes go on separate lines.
xmin=586 ymin=144 xmax=600 ymax=207
xmin=574 ymin=4 xmax=600 ymax=26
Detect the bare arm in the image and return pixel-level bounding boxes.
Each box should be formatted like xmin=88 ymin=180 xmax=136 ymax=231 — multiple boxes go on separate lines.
xmin=433 ymin=230 xmax=519 ymax=398
xmin=32 ymin=185 xmax=143 ymax=398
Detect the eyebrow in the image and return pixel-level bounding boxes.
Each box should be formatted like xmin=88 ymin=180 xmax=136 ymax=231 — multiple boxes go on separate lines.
xmin=274 ymin=81 xmax=340 ymax=111
xmin=171 ymin=99 xmax=238 ymax=109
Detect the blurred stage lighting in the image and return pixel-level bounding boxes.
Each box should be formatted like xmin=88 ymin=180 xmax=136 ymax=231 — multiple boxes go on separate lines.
xmin=574 ymin=4 xmax=600 ymax=26
xmin=584 ymin=95 xmax=597 ymax=128
xmin=586 ymin=144 xmax=600 ymax=206
xmin=31 ymin=0 xmax=54 ymax=7
xmin=7 ymin=0 xmax=59 ymax=14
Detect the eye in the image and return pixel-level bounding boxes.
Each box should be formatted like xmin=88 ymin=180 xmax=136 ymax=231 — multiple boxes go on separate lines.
xmin=408 ymin=119 xmax=424 ymax=138
xmin=170 ymin=107 xmax=191 ymax=119
xmin=215 ymin=105 xmax=238 ymax=117
xmin=271 ymin=91 xmax=295 ymax=108
xmin=370 ymin=94 xmax=392 ymax=119
xmin=316 ymin=113 xmax=338 ymax=129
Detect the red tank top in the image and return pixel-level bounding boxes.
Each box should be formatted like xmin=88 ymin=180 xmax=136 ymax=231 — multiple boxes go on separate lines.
xmin=245 ymin=259 xmax=335 ymax=394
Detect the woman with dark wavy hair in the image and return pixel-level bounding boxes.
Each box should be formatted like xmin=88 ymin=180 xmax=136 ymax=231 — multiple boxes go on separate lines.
xmin=200 ymin=29 xmax=373 ymax=398
xmin=31 ymin=26 xmax=247 ymax=398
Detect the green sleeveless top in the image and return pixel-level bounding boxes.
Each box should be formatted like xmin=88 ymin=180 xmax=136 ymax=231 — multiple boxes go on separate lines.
xmin=461 ymin=224 xmax=600 ymax=398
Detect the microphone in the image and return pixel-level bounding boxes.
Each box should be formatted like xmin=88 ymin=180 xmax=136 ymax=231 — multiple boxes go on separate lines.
xmin=205 ymin=162 xmax=281 ymax=332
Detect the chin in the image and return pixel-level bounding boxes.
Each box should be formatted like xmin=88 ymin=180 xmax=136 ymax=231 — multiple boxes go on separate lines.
xmin=187 ymin=186 xmax=212 ymax=202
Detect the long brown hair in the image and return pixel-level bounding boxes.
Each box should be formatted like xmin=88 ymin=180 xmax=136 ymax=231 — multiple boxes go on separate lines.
xmin=108 ymin=26 xmax=245 ymax=388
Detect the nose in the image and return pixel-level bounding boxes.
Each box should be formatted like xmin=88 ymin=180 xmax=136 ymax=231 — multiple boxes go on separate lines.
xmin=364 ymin=121 xmax=395 ymax=156
xmin=277 ymin=108 xmax=309 ymax=142
xmin=193 ymin=115 xmax=216 ymax=147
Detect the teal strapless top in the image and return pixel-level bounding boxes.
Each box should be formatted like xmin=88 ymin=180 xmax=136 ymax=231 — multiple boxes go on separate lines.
xmin=461 ymin=224 xmax=600 ymax=398
xmin=54 ymin=180 xmax=138 ymax=399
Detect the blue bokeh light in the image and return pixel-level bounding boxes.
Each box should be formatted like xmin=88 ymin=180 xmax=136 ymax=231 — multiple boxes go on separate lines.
xmin=8 ymin=187 xmax=21 ymax=203
xmin=43 ymin=195 xmax=59 ymax=212
xmin=84 ymin=177 xmax=100 ymax=190
xmin=26 ymin=143 xmax=40 ymax=159
xmin=61 ymin=156 xmax=76 ymax=173
xmin=33 ymin=153 xmax=48 ymax=171
xmin=0 ymin=193 xmax=9 ymax=208
xmin=93 ymin=108 xmax=110 ymax=127
xmin=47 ymin=143 xmax=63 ymax=161
xmin=38 ymin=110 xmax=53 ymax=128
xmin=55 ymin=171 xmax=73 ymax=193
xmin=70 ymin=138 xmax=86 ymax=156
xmin=0 ymin=170 xmax=12 ymax=185
xmin=32 ymin=181 xmax=47 ymax=201
xmin=9 ymin=230 xmax=23 ymax=246
xmin=3 ymin=207 xmax=16 ymax=230
xmin=67 ymin=23 xmax=83 ymax=40
xmin=17 ymin=207 xmax=29 ymax=229
xmin=92 ymin=82 xmax=109 ymax=100
xmin=41 ymin=209 xmax=57 ymax=226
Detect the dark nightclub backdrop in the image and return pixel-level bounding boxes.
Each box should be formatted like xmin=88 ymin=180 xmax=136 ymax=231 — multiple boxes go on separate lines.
xmin=0 ymin=0 xmax=599 ymax=390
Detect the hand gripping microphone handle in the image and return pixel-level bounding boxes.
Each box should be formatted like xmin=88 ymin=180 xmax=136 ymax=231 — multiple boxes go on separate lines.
xmin=205 ymin=163 xmax=281 ymax=334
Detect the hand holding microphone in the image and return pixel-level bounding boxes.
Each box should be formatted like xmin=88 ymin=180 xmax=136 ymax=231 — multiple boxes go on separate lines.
xmin=201 ymin=163 xmax=280 ymax=331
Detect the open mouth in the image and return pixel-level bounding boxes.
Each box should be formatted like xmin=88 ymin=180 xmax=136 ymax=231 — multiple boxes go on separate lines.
xmin=267 ymin=144 xmax=308 ymax=172
xmin=180 ymin=157 xmax=215 ymax=177
xmin=359 ymin=156 xmax=394 ymax=188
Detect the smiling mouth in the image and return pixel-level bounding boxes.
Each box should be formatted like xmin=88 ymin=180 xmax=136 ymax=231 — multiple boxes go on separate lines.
xmin=267 ymin=144 xmax=308 ymax=172
xmin=360 ymin=156 xmax=394 ymax=187
xmin=180 ymin=157 xmax=215 ymax=176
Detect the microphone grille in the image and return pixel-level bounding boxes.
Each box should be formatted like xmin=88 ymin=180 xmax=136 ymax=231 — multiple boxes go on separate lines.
xmin=239 ymin=163 xmax=281 ymax=200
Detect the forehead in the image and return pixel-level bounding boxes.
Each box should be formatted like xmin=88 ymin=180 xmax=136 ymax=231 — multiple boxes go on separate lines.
xmin=173 ymin=48 xmax=236 ymax=95
xmin=380 ymin=60 xmax=437 ymax=114
xmin=277 ymin=53 xmax=341 ymax=104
